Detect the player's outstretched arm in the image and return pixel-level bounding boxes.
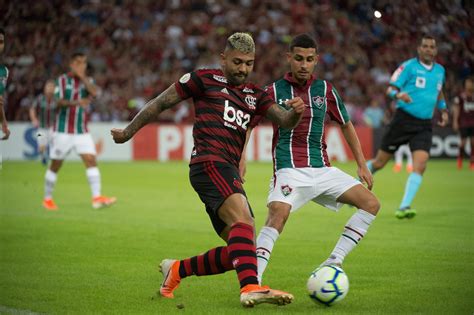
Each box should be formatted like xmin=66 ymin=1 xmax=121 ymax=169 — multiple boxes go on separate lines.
xmin=340 ymin=121 xmax=373 ymax=190
xmin=111 ymin=84 xmax=182 ymax=143
xmin=265 ymin=97 xmax=305 ymax=129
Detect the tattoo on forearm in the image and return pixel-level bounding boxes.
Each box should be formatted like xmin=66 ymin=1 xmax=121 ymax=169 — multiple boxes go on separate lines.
xmin=125 ymin=85 xmax=182 ymax=136
xmin=266 ymin=105 xmax=299 ymax=129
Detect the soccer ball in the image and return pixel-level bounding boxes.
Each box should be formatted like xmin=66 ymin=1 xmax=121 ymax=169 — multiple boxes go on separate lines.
xmin=307 ymin=265 xmax=349 ymax=306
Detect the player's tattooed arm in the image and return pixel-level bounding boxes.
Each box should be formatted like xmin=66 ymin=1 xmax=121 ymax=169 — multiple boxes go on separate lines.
xmin=265 ymin=97 xmax=305 ymax=129
xmin=111 ymin=84 xmax=182 ymax=143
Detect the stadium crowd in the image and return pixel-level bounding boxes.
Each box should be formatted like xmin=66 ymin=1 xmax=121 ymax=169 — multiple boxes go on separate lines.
xmin=2 ymin=0 xmax=472 ymax=126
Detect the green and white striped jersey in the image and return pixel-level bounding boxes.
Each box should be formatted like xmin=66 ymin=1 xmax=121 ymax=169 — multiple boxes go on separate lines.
xmin=32 ymin=94 xmax=57 ymax=129
xmin=53 ymin=73 xmax=93 ymax=134
xmin=254 ymin=72 xmax=350 ymax=170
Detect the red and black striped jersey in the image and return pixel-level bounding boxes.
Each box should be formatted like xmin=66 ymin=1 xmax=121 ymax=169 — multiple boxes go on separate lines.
xmin=453 ymin=92 xmax=474 ymax=128
xmin=174 ymin=69 xmax=273 ymax=168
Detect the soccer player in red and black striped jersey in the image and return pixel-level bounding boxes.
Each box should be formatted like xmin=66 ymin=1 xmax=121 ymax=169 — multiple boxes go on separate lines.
xmin=452 ymin=76 xmax=474 ymax=170
xmin=111 ymin=32 xmax=305 ymax=307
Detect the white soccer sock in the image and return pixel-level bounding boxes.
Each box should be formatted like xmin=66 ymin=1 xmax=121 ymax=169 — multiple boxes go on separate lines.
xmin=86 ymin=167 xmax=101 ymax=198
xmin=394 ymin=148 xmax=403 ymax=165
xmin=328 ymin=209 xmax=376 ymax=265
xmin=256 ymin=226 xmax=280 ymax=284
xmin=44 ymin=169 xmax=57 ymax=199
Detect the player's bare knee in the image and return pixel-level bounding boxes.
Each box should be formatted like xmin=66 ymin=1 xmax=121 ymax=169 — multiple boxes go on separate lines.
xmin=365 ymin=197 xmax=380 ymax=215
xmin=50 ymin=160 xmax=63 ymax=172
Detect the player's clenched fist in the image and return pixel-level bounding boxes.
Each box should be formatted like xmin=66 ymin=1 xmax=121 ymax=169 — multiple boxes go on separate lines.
xmin=111 ymin=128 xmax=131 ymax=144
xmin=286 ymin=97 xmax=305 ymax=114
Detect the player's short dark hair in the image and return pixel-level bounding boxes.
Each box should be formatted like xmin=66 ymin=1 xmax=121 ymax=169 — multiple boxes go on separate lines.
xmin=70 ymin=51 xmax=86 ymax=60
xmin=289 ymin=34 xmax=318 ymax=52
xmin=419 ymin=34 xmax=436 ymax=45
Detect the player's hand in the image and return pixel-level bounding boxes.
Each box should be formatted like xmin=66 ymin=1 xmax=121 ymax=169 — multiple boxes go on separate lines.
xmin=79 ymin=98 xmax=90 ymax=108
xmin=1 ymin=123 xmax=10 ymax=140
xmin=71 ymin=64 xmax=86 ymax=80
xmin=438 ymin=110 xmax=449 ymax=127
xmin=397 ymin=92 xmax=412 ymax=103
xmin=111 ymin=128 xmax=131 ymax=144
xmin=286 ymin=97 xmax=305 ymax=114
xmin=358 ymin=165 xmax=373 ymax=191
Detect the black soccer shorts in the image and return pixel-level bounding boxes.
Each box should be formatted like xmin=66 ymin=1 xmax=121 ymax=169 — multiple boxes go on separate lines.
xmin=380 ymin=109 xmax=433 ymax=154
xmin=459 ymin=127 xmax=474 ymax=138
xmin=189 ymin=160 xmax=254 ymax=236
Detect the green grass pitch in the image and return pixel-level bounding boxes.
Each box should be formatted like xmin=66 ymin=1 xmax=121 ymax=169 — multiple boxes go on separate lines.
xmin=1 ymin=160 xmax=473 ymax=314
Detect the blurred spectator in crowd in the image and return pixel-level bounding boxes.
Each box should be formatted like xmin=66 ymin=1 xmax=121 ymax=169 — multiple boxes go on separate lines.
xmin=1 ymin=1 xmax=472 ymax=125
xmin=363 ymin=99 xmax=385 ymax=128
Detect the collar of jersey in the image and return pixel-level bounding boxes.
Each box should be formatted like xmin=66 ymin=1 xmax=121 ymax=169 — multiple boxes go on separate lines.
xmin=284 ymin=72 xmax=315 ymax=89
xmin=416 ymin=58 xmax=434 ymax=71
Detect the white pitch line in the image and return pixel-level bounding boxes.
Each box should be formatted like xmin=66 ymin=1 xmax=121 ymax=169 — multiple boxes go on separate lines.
xmin=0 ymin=305 xmax=44 ymax=315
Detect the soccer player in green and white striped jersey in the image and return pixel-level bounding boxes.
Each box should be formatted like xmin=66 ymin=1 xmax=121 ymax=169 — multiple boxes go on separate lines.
xmin=29 ymin=80 xmax=56 ymax=165
xmin=249 ymin=34 xmax=380 ymax=284
xmin=43 ymin=52 xmax=116 ymax=211
xmin=0 ymin=27 xmax=10 ymax=140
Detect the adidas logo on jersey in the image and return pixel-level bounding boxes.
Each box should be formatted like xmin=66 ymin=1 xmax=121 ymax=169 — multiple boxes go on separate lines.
xmin=242 ymin=87 xmax=254 ymax=93
xmin=221 ymin=87 xmax=229 ymax=94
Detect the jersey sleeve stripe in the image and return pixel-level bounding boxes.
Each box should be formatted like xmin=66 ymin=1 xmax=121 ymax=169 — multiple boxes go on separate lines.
xmin=331 ymin=88 xmax=346 ymax=124
xmin=186 ymin=75 xmax=202 ymax=95
xmin=306 ymin=86 xmax=314 ymax=166
xmin=272 ymin=82 xmax=277 ymax=104
xmin=179 ymin=81 xmax=194 ymax=98
xmin=192 ymin=72 xmax=205 ymax=91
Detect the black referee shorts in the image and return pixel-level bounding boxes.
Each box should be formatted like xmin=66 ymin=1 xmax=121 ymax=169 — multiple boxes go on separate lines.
xmin=189 ymin=161 xmax=254 ymax=236
xmin=380 ymin=109 xmax=432 ymax=154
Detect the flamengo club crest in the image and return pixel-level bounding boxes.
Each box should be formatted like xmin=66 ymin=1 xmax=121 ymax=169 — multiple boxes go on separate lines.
xmin=312 ymin=96 xmax=324 ymax=109
xmin=245 ymin=95 xmax=256 ymax=110
xmin=281 ymin=184 xmax=293 ymax=197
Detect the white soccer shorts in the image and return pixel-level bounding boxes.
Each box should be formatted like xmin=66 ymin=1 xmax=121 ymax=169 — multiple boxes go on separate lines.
xmin=267 ymin=167 xmax=360 ymax=212
xmin=49 ymin=132 xmax=97 ymax=160
xmin=36 ymin=128 xmax=52 ymax=148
